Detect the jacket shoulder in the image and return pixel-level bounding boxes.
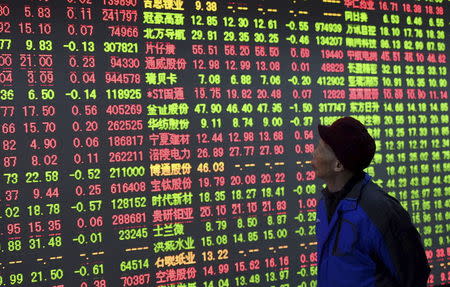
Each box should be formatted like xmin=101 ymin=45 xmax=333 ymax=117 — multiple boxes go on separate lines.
xmin=358 ymin=181 xmax=413 ymax=234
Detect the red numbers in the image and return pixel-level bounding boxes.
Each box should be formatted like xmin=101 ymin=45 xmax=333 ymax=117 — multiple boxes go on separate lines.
xmin=68 ymin=55 xmax=96 ymax=68
xmin=2 ymin=122 xmax=15 ymax=134
xmin=69 ymin=71 xmax=96 ymax=84
xmin=0 ymin=70 xmax=12 ymax=84
xmin=77 ymin=216 xmax=103 ymax=228
xmin=0 ymin=54 xmax=12 ymax=67
xmin=112 ymin=212 xmax=146 ymax=225
xmin=4 ymin=189 xmax=19 ymax=201
xmin=192 ymin=44 xmax=218 ymax=55
xmin=24 ymin=6 xmax=51 ymax=18
xmin=103 ymin=0 xmax=137 ymax=6
xmin=105 ymin=72 xmax=140 ymax=84
xmin=108 ymin=25 xmax=138 ymax=37
xmin=120 ymin=274 xmax=150 ymax=287
xmin=290 ymin=47 xmax=310 ymax=58
xmin=102 ymin=8 xmax=137 ymax=22
xmin=67 ymin=24 xmax=94 ymax=36
xmin=110 ymin=56 xmax=140 ymax=68
xmin=107 ymin=120 xmax=142 ymax=131
xmin=73 ymin=137 xmax=100 ymax=148
xmin=0 ymin=4 xmax=11 ymax=17
xmin=0 ymin=21 xmax=11 ymax=33
xmin=321 ymin=62 xmax=345 ymax=72
xmin=71 ymin=105 xmax=98 ymax=116
xmin=7 ymin=223 xmax=22 ymax=234
xmin=108 ymin=135 xmax=143 ymax=147
xmin=26 ymin=70 xmax=54 ymax=84
xmin=31 ymin=154 xmax=58 ymax=166
xmin=67 ymin=7 xmax=92 ymax=20
xmin=320 ymin=49 xmax=344 ymax=59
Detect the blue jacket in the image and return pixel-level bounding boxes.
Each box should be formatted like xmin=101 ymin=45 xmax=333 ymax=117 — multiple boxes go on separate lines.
xmin=316 ymin=174 xmax=430 ymax=287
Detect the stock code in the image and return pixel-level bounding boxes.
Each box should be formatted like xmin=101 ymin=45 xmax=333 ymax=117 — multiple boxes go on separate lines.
xmin=0 ymin=0 xmax=448 ymax=286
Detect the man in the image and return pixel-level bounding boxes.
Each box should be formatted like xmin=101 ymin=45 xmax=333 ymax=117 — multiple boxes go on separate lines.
xmin=312 ymin=116 xmax=430 ymax=287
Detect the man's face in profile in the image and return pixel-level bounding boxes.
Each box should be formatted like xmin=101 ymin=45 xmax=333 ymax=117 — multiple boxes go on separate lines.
xmin=311 ymin=139 xmax=339 ymax=180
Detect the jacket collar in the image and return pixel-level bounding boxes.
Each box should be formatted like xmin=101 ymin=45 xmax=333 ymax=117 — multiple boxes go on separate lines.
xmin=337 ymin=173 xmax=371 ymax=211
xmin=345 ymin=173 xmax=371 ymax=200
xmin=320 ymin=172 xmax=371 ymax=211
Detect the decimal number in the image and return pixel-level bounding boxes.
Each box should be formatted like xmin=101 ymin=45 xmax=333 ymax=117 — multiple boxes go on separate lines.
xmin=19 ymin=22 xmax=52 ymax=35
xmin=26 ymin=39 xmax=52 ymax=51
xmin=191 ymin=44 xmax=218 ymax=55
xmin=24 ymin=6 xmax=51 ymax=18
xmin=26 ymin=170 xmax=59 ymax=183
xmin=195 ymin=1 xmax=218 ymax=12
xmin=67 ymin=24 xmax=93 ymax=36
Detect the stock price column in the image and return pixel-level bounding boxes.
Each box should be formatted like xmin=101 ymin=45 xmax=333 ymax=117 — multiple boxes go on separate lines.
xmin=192 ymin=1 xmax=292 ymax=287
xmin=284 ymin=1 xmax=318 ymax=286
xmin=63 ymin=0 xmax=108 ymax=286
xmin=106 ymin=0 xmax=151 ymax=286
xmin=189 ymin=1 xmax=230 ymax=286
xmin=1 ymin=0 xmax=66 ymax=285
xmin=370 ymin=1 xmax=449 ymax=284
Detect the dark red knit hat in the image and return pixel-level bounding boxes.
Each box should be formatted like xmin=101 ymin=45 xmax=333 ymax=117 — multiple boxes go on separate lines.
xmin=318 ymin=117 xmax=375 ymax=172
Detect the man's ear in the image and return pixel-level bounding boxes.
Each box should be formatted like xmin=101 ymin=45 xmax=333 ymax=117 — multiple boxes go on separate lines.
xmin=334 ymin=160 xmax=345 ymax=172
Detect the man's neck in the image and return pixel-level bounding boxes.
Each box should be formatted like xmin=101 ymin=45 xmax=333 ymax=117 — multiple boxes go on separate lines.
xmin=325 ymin=172 xmax=354 ymax=193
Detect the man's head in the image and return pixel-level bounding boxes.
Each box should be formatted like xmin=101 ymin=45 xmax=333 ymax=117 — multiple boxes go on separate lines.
xmin=312 ymin=139 xmax=344 ymax=180
xmin=312 ymin=117 xmax=375 ymax=180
